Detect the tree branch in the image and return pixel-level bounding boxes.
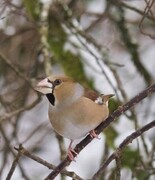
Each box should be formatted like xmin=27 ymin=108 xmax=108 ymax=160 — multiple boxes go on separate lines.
xmin=121 ymin=2 xmax=154 ymax=22
xmin=139 ymin=0 xmax=155 ymax=39
xmin=45 ymin=83 xmax=155 ymax=179
xmin=6 ymin=144 xmax=23 ymax=180
xmin=14 ymin=145 xmax=84 ymax=180
xmin=0 ymin=53 xmax=34 ymax=89
xmin=0 ymin=97 xmax=41 ymax=123
xmin=92 ymin=120 xmax=155 ymax=179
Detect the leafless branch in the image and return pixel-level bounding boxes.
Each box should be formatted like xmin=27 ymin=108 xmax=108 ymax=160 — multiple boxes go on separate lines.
xmin=121 ymin=1 xmax=154 ymax=22
xmin=139 ymin=0 xmax=155 ymax=39
xmin=92 ymin=120 xmax=155 ymax=179
xmin=0 ymin=53 xmax=36 ymax=90
xmin=0 ymin=97 xmax=41 ymax=123
xmin=6 ymin=144 xmax=23 ymax=180
xmin=14 ymin=145 xmax=84 ymax=180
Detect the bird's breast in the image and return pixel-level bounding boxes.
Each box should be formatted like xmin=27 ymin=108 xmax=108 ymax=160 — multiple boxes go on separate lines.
xmin=48 ymin=97 xmax=109 ymax=139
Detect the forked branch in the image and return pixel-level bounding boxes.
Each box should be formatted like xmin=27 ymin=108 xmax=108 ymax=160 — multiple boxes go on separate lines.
xmin=92 ymin=120 xmax=155 ymax=179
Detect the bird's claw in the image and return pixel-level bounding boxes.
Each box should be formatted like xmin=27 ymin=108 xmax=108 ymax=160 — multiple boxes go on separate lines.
xmin=67 ymin=148 xmax=78 ymax=161
xmin=89 ymin=130 xmax=100 ymax=139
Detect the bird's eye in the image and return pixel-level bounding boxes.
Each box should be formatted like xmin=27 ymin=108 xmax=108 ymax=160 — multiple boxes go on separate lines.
xmin=54 ymin=79 xmax=62 ymax=86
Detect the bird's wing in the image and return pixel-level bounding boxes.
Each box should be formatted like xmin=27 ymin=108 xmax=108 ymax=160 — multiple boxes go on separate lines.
xmin=84 ymin=88 xmax=99 ymax=102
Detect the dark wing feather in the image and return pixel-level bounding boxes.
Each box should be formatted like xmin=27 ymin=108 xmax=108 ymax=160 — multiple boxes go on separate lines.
xmin=84 ymin=88 xmax=99 ymax=102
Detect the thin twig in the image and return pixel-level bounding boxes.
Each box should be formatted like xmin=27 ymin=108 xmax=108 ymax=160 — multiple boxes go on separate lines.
xmin=0 ymin=124 xmax=30 ymax=180
xmin=67 ymin=22 xmax=120 ymax=100
xmin=0 ymin=97 xmax=41 ymax=123
xmin=139 ymin=0 xmax=155 ymax=39
xmin=56 ymin=134 xmax=66 ymax=161
xmin=0 ymin=53 xmax=35 ymax=89
xmin=121 ymin=2 xmax=154 ymax=22
xmin=92 ymin=120 xmax=155 ymax=179
xmin=115 ymin=155 xmax=121 ymax=180
xmin=6 ymin=144 xmax=23 ymax=180
xmin=39 ymin=0 xmax=53 ymax=76
xmin=112 ymin=4 xmax=152 ymax=85
xmin=14 ymin=145 xmax=84 ymax=180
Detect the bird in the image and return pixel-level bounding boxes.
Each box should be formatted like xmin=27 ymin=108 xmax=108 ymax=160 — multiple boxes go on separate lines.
xmin=35 ymin=75 xmax=114 ymax=160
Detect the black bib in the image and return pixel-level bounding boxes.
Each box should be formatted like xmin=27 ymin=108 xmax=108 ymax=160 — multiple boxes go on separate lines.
xmin=46 ymin=93 xmax=55 ymax=106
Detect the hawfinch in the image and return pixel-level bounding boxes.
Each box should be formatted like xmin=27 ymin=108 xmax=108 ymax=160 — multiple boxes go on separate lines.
xmin=35 ymin=75 xmax=114 ymax=160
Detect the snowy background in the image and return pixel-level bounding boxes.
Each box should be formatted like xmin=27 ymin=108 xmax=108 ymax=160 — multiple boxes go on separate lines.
xmin=0 ymin=0 xmax=155 ymax=179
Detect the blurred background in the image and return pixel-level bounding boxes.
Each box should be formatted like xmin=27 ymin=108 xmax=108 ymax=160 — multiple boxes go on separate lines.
xmin=0 ymin=0 xmax=155 ymax=179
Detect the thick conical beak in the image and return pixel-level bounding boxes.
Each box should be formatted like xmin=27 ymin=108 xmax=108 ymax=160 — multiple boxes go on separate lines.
xmin=35 ymin=78 xmax=53 ymax=94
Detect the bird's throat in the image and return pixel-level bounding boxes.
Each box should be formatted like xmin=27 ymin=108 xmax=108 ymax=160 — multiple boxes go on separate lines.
xmin=46 ymin=93 xmax=55 ymax=106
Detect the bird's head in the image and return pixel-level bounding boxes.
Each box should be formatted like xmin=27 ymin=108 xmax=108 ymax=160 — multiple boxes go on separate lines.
xmin=35 ymin=75 xmax=84 ymax=106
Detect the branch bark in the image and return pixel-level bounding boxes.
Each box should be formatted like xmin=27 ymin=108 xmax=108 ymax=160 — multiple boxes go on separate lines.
xmin=14 ymin=145 xmax=83 ymax=180
xmin=45 ymin=83 xmax=155 ymax=179
xmin=6 ymin=145 xmax=23 ymax=180
xmin=92 ymin=120 xmax=155 ymax=179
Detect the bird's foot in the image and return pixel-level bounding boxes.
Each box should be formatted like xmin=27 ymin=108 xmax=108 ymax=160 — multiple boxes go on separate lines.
xmin=89 ymin=130 xmax=100 ymax=139
xmin=67 ymin=148 xmax=78 ymax=161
